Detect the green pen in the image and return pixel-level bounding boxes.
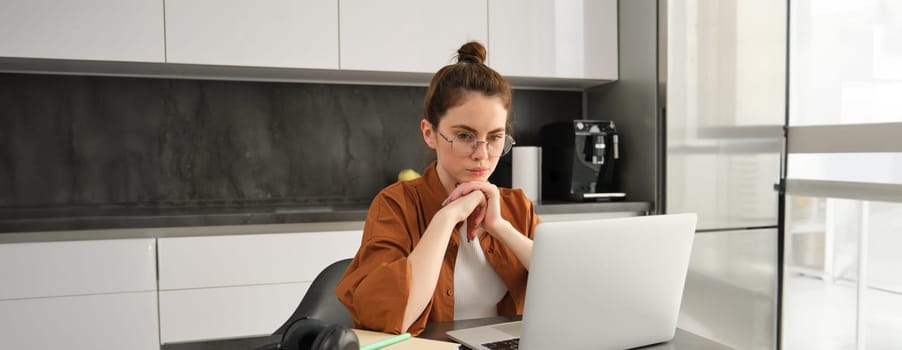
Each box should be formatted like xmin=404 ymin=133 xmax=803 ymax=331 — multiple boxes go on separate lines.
xmin=359 ymin=333 xmax=412 ymax=350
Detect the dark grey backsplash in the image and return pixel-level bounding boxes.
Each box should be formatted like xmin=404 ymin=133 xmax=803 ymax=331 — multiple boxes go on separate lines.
xmin=0 ymin=73 xmax=581 ymax=210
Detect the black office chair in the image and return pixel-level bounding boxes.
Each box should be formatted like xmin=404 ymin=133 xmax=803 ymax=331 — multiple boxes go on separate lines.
xmin=256 ymin=258 xmax=354 ymax=350
xmin=277 ymin=258 xmax=354 ymax=332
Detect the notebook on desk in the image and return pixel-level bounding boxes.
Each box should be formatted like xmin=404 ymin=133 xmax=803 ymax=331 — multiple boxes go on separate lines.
xmin=353 ymin=329 xmax=459 ymax=350
xmin=446 ymin=213 xmax=698 ymax=350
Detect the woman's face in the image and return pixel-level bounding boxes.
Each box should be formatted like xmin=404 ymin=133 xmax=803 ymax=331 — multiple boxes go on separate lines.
xmin=422 ymin=91 xmax=509 ymax=193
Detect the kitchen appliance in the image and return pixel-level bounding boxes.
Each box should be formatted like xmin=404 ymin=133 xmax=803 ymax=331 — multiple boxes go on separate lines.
xmin=539 ymin=120 xmax=625 ymax=201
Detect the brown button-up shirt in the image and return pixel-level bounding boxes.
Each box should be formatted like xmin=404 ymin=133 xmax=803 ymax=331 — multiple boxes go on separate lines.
xmin=335 ymin=161 xmax=539 ymax=335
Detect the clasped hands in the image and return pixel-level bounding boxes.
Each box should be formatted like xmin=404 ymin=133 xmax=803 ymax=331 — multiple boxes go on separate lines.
xmin=440 ymin=181 xmax=505 ymax=242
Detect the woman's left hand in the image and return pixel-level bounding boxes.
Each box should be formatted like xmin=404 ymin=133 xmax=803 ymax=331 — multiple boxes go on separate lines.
xmin=442 ymin=181 xmax=507 ymax=240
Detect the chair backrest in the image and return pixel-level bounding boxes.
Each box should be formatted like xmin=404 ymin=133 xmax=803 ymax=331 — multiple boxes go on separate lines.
xmin=274 ymin=258 xmax=353 ymax=334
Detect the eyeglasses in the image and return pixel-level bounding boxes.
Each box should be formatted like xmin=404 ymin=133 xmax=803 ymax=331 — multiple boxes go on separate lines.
xmin=438 ymin=131 xmax=516 ymax=157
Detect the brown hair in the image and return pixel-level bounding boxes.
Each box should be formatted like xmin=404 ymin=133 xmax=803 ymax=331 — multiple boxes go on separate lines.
xmin=423 ymin=41 xmax=513 ymax=132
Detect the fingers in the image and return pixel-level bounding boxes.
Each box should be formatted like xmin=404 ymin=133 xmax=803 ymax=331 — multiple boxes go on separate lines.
xmin=441 ymin=190 xmax=486 ymax=224
xmin=459 ymin=181 xmax=500 ymax=201
xmin=471 ymin=193 xmax=487 ymax=239
xmin=440 ymin=181 xmax=500 ymax=241
xmin=441 ymin=183 xmax=469 ymax=206
xmin=442 ymin=181 xmax=498 ymax=207
xmin=467 ymin=202 xmax=486 ymax=241
xmin=456 ymin=182 xmax=506 ymax=236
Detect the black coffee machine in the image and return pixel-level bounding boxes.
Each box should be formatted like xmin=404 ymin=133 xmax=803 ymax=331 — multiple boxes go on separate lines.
xmin=540 ymin=120 xmax=625 ymax=201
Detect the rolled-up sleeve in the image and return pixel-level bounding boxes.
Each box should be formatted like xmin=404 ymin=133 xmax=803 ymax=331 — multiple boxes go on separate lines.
xmin=334 ymin=193 xmax=432 ymax=334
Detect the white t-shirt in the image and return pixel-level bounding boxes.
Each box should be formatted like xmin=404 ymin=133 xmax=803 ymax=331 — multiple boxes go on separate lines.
xmin=453 ymin=225 xmax=508 ymax=320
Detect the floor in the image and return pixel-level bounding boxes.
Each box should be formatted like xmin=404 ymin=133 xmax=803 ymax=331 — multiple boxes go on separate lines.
xmin=782 ymin=273 xmax=902 ymax=349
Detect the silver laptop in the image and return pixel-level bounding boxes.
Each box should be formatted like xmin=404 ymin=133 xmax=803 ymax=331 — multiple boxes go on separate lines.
xmin=446 ymin=213 xmax=697 ymax=350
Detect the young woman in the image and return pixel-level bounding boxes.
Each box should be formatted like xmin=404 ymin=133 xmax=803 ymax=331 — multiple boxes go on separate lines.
xmin=335 ymin=41 xmax=539 ymax=335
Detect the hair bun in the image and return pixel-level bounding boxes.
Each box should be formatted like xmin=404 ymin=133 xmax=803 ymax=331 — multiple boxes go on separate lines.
xmin=456 ymin=41 xmax=487 ymax=64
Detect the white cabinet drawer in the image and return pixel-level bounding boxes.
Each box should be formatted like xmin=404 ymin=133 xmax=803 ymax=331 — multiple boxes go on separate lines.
xmin=340 ymin=0 xmax=487 ymax=73
xmin=0 ymin=292 xmax=159 ymax=350
xmin=0 ymin=238 xmax=157 ymax=300
xmin=488 ymin=0 xmax=618 ymax=80
xmin=166 ymin=0 xmax=339 ymax=69
xmin=540 ymin=212 xmax=639 ymax=222
xmin=0 ymin=0 xmax=164 ymax=62
xmin=159 ymin=282 xmax=309 ymax=344
xmin=158 ymin=230 xmax=362 ymax=290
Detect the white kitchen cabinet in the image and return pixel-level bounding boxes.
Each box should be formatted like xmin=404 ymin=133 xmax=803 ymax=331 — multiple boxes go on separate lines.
xmin=159 ymin=282 xmax=309 ymax=343
xmin=0 ymin=239 xmax=157 ymax=300
xmin=157 ymin=230 xmax=362 ymax=343
xmin=340 ymin=0 xmax=487 ymax=73
xmin=165 ymin=0 xmax=339 ymax=69
xmin=488 ymin=0 xmax=618 ymax=80
xmin=0 ymin=239 xmax=159 ymax=350
xmin=0 ymin=292 xmax=160 ymax=350
xmin=0 ymin=0 xmax=164 ymax=62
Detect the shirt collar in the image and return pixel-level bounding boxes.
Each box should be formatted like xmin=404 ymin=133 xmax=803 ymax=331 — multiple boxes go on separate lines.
xmin=420 ymin=160 xmax=450 ymax=202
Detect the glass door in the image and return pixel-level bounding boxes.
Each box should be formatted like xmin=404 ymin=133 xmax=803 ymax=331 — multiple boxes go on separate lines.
xmin=782 ymin=1 xmax=902 ymax=348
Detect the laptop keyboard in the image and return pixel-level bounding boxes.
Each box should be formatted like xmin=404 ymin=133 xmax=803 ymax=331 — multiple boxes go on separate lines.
xmin=481 ymin=338 xmax=520 ymax=350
